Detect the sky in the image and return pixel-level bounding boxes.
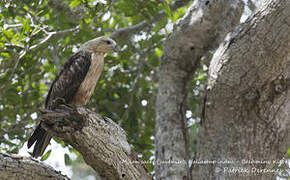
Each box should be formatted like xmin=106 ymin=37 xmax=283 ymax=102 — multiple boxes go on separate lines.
xmin=19 ymin=140 xmax=74 ymax=178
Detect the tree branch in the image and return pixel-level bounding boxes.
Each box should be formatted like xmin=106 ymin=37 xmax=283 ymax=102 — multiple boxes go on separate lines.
xmin=47 ymin=0 xmax=85 ymax=23
xmin=118 ymin=36 xmax=159 ymax=126
xmin=155 ymin=0 xmax=244 ymax=179
xmin=0 ymin=25 xmax=80 ymax=94
xmin=109 ymin=0 xmax=190 ymax=40
xmin=247 ymin=0 xmax=257 ymax=12
xmin=192 ymin=0 xmax=290 ymax=179
xmin=38 ymin=104 xmax=152 ymax=180
xmin=29 ymin=25 xmax=80 ymax=50
xmin=0 ymin=153 xmax=69 ymax=180
xmin=92 ymin=0 xmax=119 ymax=22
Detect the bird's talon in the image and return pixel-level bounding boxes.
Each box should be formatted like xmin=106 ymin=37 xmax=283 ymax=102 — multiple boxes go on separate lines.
xmin=39 ymin=109 xmax=53 ymax=114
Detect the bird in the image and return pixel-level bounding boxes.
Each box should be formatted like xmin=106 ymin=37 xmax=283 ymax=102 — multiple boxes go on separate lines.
xmin=27 ymin=36 xmax=119 ymax=158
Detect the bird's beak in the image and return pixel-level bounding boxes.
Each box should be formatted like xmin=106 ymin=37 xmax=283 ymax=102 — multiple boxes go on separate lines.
xmin=112 ymin=45 xmax=120 ymax=52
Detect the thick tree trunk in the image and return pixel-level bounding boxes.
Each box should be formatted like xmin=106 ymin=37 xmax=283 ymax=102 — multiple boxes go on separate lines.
xmin=39 ymin=105 xmax=152 ymax=180
xmin=0 ymin=153 xmax=69 ymax=180
xmin=191 ymin=0 xmax=290 ymax=179
xmin=155 ymin=0 xmax=243 ymax=179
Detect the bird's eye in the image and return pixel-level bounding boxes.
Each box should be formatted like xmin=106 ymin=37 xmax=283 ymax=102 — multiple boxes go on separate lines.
xmin=105 ymin=40 xmax=111 ymax=45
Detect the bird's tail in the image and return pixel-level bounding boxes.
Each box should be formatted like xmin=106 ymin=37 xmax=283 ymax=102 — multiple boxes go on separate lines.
xmin=27 ymin=123 xmax=52 ymax=158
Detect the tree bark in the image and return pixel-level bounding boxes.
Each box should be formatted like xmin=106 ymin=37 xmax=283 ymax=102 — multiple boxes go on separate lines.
xmin=0 ymin=153 xmax=69 ymax=180
xmin=191 ymin=0 xmax=290 ymax=179
xmin=155 ymin=0 xmax=243 ymax=179
xmin=39 ymin=104 xmax=152 ymax=180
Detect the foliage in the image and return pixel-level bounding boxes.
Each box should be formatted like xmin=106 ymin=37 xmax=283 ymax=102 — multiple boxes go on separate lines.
xmin=1 ymin=0 xmax=289 ymax=179
xmin=0 ymin=0 xmax=190 ymax=177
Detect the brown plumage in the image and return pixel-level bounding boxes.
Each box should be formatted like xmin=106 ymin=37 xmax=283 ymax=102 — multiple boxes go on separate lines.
xmin=27 ymin=36 xmax=119 ymax=158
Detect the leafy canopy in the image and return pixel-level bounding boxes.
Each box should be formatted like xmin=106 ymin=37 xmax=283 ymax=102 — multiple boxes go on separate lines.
xmin=0 ymin=0 xmax=197 ymax=173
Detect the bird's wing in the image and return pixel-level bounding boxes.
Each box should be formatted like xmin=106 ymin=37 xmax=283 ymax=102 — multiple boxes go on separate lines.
xmin=45 ymin=50 xmax=92 ymax=108
xmin=27 ymin=51 xmax=92 ymax=156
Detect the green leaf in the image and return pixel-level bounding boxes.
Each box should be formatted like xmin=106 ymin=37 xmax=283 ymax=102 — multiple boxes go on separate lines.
xmin=23 ymin=5 xmax=29 ymax=11
xmin=70 ymin=0 xmax=81 ymax=8
xmin=36 ymin=10 xmax=44 ymax=16
xmin=64 ymin=153 xmax=72 ymax=165
xmin=113 ymin=93 xmax=119 ymax=99
xmin=162 ymin=0 xmax=172 ymax=21
xmin=286 ymin=148 xmax=290 ymax=158
xmin=0 ymin=0 xmax=183 ymax=171
xmin=23 ymin=19 xmax=30 ymax=33
xmin=155 ymin=48 xmax=162 ymax=57
xmin=41 ymin=150 xmax=51 ymax=161
xmin=69 ymin=147 xmax=80 ymax=156
xmin=1 ymin=52 xmax=9 ymax=58
xmin=3 ymin=29 xmax=13 ymax=38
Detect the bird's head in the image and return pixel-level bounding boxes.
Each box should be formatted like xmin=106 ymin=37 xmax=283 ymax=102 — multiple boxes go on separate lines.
xmin=80 ymin=36 xmax=120 ymax=54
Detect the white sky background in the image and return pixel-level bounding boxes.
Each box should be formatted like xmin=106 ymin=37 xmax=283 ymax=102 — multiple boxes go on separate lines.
xmin=14 ymin=0 xmax=275 ymax=179
xmin=19 ymin=140 xmax=74 ymax=178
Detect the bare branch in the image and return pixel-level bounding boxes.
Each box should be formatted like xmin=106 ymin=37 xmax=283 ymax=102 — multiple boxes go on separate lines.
xmin=0 ymin=153 xmax=69 ymax=180
xmin=4 ymin=24 xmax=22 ymax=28
xmin=93 ymin=0 xmax=119 ymax=22
xmin=4 ymin=25 xmax=79 ymax=55
xmin=29 ymin=25 xmax=80 ymax=50
xmin=110 ymin=0 xmax=190 ymax=40
xmin=0 ymin=25 xmax=80 ymax=97
xmin=39 ymin=104 xmax=152 ymax=180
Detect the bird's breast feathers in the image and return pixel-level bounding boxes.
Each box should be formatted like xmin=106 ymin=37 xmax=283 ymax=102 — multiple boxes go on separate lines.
xmin=71 ymin=53 xmax=104 ymax=106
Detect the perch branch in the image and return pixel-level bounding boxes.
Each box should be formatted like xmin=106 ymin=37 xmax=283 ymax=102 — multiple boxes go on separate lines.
xmin=39 ymin=104 xmax=152 ymax=180
xmin=0 ymin=153 xmax=69 ymax=180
